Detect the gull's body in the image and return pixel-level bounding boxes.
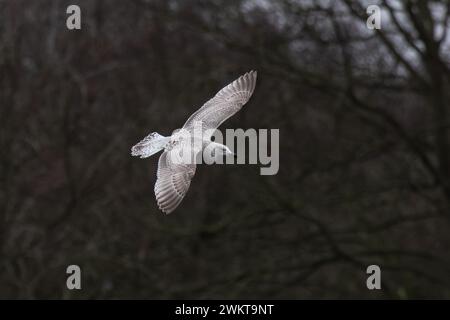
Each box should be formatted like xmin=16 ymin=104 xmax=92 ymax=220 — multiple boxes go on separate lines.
xmin=131 ymin=71 xmax=257 ymax=214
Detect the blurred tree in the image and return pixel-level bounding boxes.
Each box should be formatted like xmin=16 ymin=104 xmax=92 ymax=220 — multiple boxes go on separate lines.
xmin=0 ymin=0 xmax=449 ymax=298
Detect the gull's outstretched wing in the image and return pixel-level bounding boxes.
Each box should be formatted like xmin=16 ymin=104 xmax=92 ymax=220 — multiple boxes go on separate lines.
xmin=182 ymin=70 xmax=257 ymax=136
xmin=154 ymin=150 xmax=196 ymax=214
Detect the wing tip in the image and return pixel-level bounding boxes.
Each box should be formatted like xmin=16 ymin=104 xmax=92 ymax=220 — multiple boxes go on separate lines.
xmin=155 ymin=182 xmax=184 ymax=215
xmin=248 ymin=70 xmax=257 ymax=78
xmin=157 ymin=199 xmax=179 ymax=214
xmin=159 ymin=205 xmax=173 ymax=215
xmin=246 ymin=70 xmax=257 ymax=93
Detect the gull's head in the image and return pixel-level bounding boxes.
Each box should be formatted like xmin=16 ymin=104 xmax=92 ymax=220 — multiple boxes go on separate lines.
xmin=208 ymin=142 xmax=234 ymax=157
xmin=222 ymin=145 xmax=234 ymax=156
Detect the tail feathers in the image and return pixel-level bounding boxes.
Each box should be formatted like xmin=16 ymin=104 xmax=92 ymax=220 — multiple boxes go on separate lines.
xmin=131 ymin=132 xmax=169 ymax=158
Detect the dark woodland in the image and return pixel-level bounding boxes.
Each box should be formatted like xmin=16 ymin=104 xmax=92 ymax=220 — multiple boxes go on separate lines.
xmin=1 ymin=0 xmax=450 ymax=299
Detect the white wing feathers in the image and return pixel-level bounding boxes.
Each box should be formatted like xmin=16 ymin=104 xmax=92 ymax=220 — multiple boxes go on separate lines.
xmin=154 ymin=150 xmax=196 ymax=214
xmin=183 ymin=70 xmax=257 ymax=133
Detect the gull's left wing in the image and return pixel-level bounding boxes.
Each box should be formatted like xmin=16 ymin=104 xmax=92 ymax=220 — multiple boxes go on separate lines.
xmin=154 ymin=149 xmax=196 ymax=214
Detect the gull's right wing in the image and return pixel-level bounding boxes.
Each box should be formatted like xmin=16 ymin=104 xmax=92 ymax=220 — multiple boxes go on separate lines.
xmin=182 ymin=71 xmax=257 ymax=137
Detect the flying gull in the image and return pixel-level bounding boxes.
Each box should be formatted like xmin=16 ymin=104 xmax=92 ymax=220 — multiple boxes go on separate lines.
xmin=131 ymin=71 xmax=257 ymax=214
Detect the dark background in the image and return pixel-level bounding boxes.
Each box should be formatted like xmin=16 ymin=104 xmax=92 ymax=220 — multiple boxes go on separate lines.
xmin=1 ymin=0 xmax=450 ymax=299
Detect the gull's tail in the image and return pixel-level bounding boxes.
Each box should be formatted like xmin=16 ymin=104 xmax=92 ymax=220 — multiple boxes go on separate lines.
xmin=131 ymin=132 xmax=170 ymax=158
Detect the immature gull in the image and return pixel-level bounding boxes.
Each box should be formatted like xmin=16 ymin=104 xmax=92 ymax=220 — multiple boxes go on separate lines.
xmin=131 ymin=71 xmax=257 ymax=214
